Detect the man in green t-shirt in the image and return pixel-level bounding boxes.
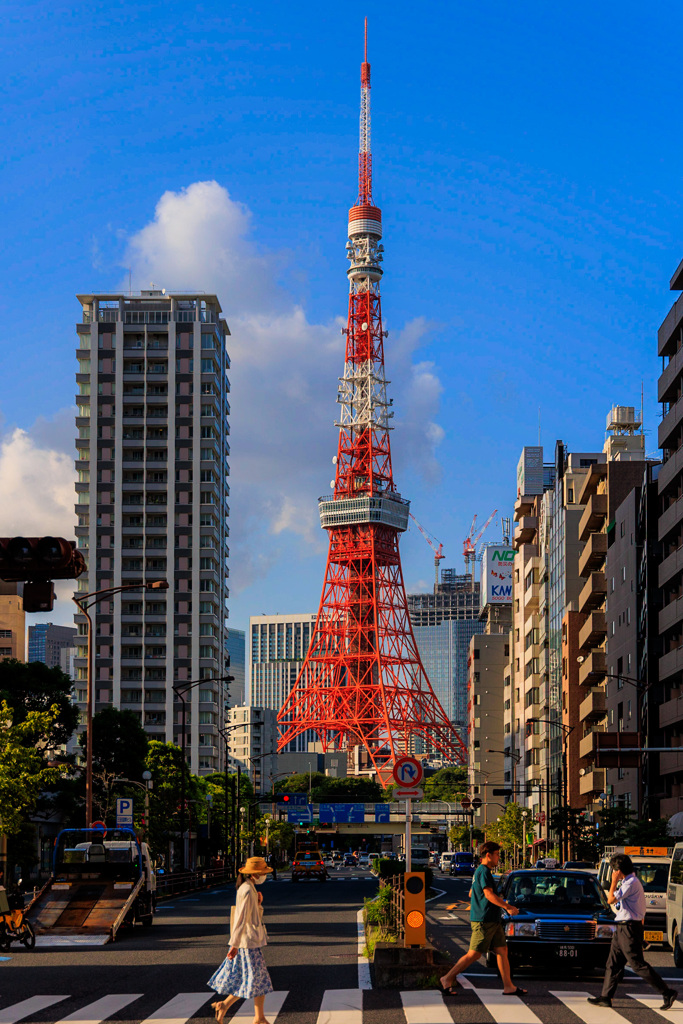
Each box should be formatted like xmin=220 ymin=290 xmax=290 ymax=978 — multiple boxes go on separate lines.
xmin=439 ymin=841 xmax=526 ymax=996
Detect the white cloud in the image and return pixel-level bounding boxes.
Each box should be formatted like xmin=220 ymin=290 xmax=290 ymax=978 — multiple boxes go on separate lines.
xmin=123 ymin=181 xmax=447 ymax=594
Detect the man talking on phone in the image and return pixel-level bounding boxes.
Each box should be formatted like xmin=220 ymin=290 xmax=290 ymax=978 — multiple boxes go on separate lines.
xmin=588 ymin=853 xmax=677 ymax=1009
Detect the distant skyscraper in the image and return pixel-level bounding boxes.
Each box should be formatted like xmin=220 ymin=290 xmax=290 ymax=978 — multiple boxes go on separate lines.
xmin=28 ymin=622 xmax=77 ymax=668
xmin=407 ymin=571 xmax=484 ymax=740
xmin=73 ymin=290 xmax=232 ymax=774
xmin=225 ymin=627 xmax=246 ymax=706
xmin=249 ymin=613 xmax=315 ymax=752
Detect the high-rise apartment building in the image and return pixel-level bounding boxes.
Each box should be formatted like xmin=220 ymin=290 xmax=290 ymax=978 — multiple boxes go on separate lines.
xmin=73 ymin=290 xmax=231 ymax=774
xmin=407 ymin=571 xmax=484 ymax=741
xmin=28 ymin=622 xmax=77 ymax=668
xmin=0 ymin=582 xmax=25 ymax=661
xmin=248 ymin=613 xmax=315 ymax=751
xmin=657 ymin=259 xmax=683 ymax=815
xmin=226 ymin=705 xmax=278 ymax=793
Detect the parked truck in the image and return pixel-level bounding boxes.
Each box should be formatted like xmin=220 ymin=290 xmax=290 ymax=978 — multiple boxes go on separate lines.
xmin=26 ymin=827 xmax=156 ymax=946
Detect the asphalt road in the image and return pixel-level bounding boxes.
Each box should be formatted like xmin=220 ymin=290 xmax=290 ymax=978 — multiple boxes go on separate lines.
xmin=3 ymin=867 xmax=683 ymax=1023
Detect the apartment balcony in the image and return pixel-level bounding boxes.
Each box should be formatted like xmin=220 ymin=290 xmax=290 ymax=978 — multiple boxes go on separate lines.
xmin=660 ymin=596 xmax=683 ymax=635
xmin=660 ymin=645 xmax=683 ymax=683
xmin=660 ymin=750 xmax=683 ymax=775
xmin=658 ymin=446 xmax=683 ymax=494
xmin=578 ymin=649 xmax=606 ymax=686
xmin=659 ymin=545 xmax=683 ymax=590
xmin=659 ymin=395 xmax=683 ymax=452
xmin=659 ymin=346 xmax=683 ymax=403
xmin=579 ymin=494 xmax=607 ymax=542
xmin=578 ymin=572 xmax=607 ymax=614
xmin=579 ymin=769 xmax=606 ymax=796
xmin=579 ymin=689 xmax=606 ymax=723
xmin=659 ymin=497 xmax=683 ymax=544
xmin=578 ymin=463 xmax=607 ymax=506
xmin=579 ymin=728 xmax=606 ymax=760
xmin=578 ymin=532 xmax=607 ymax=577
xmin=579 ymin=611 xmax=607 ymax=652
xmin=514 ymin=494 xmax=535 ymax=520
xmin=513 ymin=517 xmax=537 ymax=547
xmin=660 ymin=694 xmax=683 ymax=730
xmin=660 ymin=795 xmax=683 ymax=816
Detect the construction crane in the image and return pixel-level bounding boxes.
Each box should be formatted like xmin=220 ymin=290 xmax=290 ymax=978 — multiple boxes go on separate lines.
xmin=463 ymin=509 xmax=498 ymax=589
xmin=409 ymin=513 xmax=445 ymax=586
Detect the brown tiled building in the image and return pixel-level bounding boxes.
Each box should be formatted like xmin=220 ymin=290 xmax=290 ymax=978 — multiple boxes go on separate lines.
xmin=0 ymin=582 xmax=25 ymax=661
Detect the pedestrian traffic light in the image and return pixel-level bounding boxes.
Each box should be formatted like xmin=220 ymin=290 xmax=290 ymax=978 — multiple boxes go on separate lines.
xmin=0 ymin=537 xmax=86 ymax=612
xmin=404 ymin=872 xmax=426 ymax=947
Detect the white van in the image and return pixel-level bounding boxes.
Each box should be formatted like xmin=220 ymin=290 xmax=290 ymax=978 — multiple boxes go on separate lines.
xmin=410 ymin=847 xmax=431 ymax=870
xmin=666 ymin=844 xmax=683 ymax=964
xmin=600 ymin=846 xmax=671 ymax=947
xmin=440 ymin=852 xmax=455 ymax=873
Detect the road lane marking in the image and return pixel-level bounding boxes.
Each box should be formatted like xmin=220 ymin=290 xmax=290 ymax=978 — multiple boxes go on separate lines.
xmin=230 ymin=992 xmax=288 ymax=1021
xmin=357 ymin=908 xmax=372 ymax=990
xmin=550 ymin=990 xmax=626 ymax=1023
xmin=400 ymin=991 xmax=453 ymax=1022
xmin=55 ymin=995 xmax=143 ymax=1024
xmin=139 ymin=993 xmax=210 ymax=1024
xmin=0 ymin=998 xmax=70 ymax=1024
xmin=316 ymin=988 xmax=362 ymax=1024
xmin=459 ymin=977 xmax=541 ymax=1023
xmin=627 ymin=992 xmax=683 ymax=1020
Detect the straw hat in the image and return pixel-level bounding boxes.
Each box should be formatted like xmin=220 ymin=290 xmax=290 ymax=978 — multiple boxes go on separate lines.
xmin=239 ymin=856 xmax=273 ymax=875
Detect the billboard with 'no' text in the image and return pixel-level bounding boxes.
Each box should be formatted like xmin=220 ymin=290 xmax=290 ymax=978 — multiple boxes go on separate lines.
xmin=482 ymin=545 xmax=514 ymax=607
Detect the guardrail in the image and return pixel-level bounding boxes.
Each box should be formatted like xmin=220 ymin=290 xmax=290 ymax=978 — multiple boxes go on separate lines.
xmin=379 ymin=875 xmax=405 ymax=942
xmin=156 ymin=867 xmax=233 ymax=899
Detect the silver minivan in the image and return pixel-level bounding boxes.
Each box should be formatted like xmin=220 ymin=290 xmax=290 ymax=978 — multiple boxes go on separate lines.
xmin=440 ymin=852 xmax=455 ymax=873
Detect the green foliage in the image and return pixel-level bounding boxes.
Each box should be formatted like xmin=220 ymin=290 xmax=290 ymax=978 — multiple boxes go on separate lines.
xmin=82 ymin=706 xmax=149 ymax=779
xmin=0 ymin=658 xmax=78 ymax=748
xmin=274 ymin=773 xmax=384 ymax=802
xmin=550 ymin=806 xmax=600 ymax=862
xmin=423 ymin=767 xmax=468 ymax=803
xmin=364 ymin=883 xmax=392 ymax=924
xmin=595 ymin=808 xmax=670 ymax=851
xmin=374 ymin=857 xmax=406 ymax=877
xmin=486 ymin=801 xmax=525 ymax=850
xmin=0 ymin=700 xmax=60 ymax=833
xmin=448 ymin=823 xmax=485 ymax=850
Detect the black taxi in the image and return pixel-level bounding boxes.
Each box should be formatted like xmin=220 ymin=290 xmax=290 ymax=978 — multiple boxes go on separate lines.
xmin=487 ymin=869 xmax=616 ymax=971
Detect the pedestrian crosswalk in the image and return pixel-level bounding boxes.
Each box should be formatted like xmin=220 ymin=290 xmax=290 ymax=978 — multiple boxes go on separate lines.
xmin=2 ymin=986 xmax=683 ymax=1024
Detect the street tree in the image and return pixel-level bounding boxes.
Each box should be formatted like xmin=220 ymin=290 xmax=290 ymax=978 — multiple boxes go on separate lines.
xmin=486 ymin=801 xmax=525 ymax=852
xmin=550 ymin=806 xmax=599 ymax=862
xmin=0 ymin=700 xmax=60 ymax=833
xmin=448 ymin=823 xmax=484 ymax=850
xmin=0 ymin=658 xmax=78 ymax=749
xmin=82 ymin=706 xmax=149 ymax=779
xmin=423 ymin=767 xmax=468 ymax=803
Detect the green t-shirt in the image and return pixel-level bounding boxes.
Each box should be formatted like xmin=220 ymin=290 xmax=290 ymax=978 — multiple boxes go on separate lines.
xmin=470 ymin=864 xmax=500 ymax=923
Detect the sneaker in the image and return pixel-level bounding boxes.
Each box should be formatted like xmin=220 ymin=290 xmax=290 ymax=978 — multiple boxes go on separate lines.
xmin=661 ymin=990 xmax=678 ymax=1011
xmin=587 ymin=997 xmax=612 ymax=1008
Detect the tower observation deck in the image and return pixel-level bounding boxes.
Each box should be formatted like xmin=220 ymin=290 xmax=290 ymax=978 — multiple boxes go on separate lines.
xmin=276 ymin=23 xmax=468 ymax=780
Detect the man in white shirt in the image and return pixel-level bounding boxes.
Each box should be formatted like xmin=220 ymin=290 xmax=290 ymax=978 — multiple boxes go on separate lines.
xmin=588 ymin=853 xmax=677 ymax=1010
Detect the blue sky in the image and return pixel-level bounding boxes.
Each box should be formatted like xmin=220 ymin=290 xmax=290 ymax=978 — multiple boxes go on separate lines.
xmin=1 ymin=0 xmax=681 ymax=631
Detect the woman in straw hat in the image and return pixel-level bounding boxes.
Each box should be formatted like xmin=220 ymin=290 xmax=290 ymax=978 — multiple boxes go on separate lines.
xmin=208 ymin=856 xmax=274 ymax=1024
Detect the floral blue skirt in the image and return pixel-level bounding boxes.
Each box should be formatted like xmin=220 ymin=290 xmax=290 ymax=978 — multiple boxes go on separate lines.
xmin=208 ymin=947 xmax=273 ymax=999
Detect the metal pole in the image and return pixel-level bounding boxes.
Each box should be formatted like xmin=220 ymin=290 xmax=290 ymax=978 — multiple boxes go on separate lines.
xmin=236 ymin=766 xmax=241 ymax=865
xmin=230 ymin=774 xmax=236 ymax=874
xmin=83 ymin=602 xmax=94 ymax=827
xmin=405 ymin=798 xmax=411 ymax=872
xmin=178 ymin=689 xmax=187 ymax=871
xmin=145 ymin=783 xmax=150 ymax=844
xmin=562 ymin=736 xmax=568 ymax=863
xmin=224 ymin=747 xmax=229 ymax=867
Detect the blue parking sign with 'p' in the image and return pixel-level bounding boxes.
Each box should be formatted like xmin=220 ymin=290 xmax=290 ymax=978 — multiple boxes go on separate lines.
xmin=116 ymin=798 xmax=133 ymax=826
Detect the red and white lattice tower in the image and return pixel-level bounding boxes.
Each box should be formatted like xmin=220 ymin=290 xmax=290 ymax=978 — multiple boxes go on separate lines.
xmin=277 ymin=22 xmax=468 ymax=781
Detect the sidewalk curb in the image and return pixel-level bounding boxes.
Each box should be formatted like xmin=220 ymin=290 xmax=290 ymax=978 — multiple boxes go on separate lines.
xmin=357 ymin=908 xmax=372 ymax=990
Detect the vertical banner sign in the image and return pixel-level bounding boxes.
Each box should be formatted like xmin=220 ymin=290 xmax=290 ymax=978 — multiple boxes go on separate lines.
xmin=481 ymin=545 xmax=515 ymax=607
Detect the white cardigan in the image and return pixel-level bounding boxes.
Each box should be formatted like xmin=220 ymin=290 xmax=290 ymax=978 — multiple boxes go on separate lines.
xmin=229 ymin=880 xmax=267 ymax=949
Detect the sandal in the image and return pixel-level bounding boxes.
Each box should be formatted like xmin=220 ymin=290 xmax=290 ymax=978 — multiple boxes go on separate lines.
xmin=439 ymin=976 xmax=460 ymax=994
xmin=502 ymin=988 xmax=527 ymax=996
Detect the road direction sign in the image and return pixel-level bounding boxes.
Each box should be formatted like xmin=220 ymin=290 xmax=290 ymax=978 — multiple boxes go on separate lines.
xmin=395 ymin=787 xmax=423 ymax=801
xmin=471 ymin=797 xmax=482 ymax=810
xmin=116 ymin=798 xmax=133 ymax=827
xmin=319 ymin=803 xmax=365 ymax=824
xmin=460 ymin=796 xmax=472 ymax=810
xmin=392 ymin=756 xmax=423 ymax=789
xmin=287 ymin=804 xmax=314 ymax=824
xmin=274 ymin=793 xmax=308 ymax=806
xmin=375 ymin=804 xmax=391 ymax=823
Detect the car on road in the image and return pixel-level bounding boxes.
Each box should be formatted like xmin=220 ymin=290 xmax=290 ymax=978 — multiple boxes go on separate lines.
xmin=488 ymin=869 xmax=615 ymax=971
xmin=562 ymin=861 xmax=595 ymax=870
xmin=343 ymin=853 xmax=358 ymax=867
xmin=291 ymin=849 xmax=327 ymax=883
xmin=410 ymin=847 xmax=431 ymax=870
xmin=440 ymin=852 xmax=455 ymax=872
xmin=357 ymin=853 xmax=371 ymax=869
xmin=449 ymin=852 xmax=478 ymax=877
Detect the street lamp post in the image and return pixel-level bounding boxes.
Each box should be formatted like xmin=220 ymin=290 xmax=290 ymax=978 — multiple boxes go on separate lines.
xmin=73 ymin=579 xmax=168 ymax=828
xmin=172 ymin=673 xmax=232 ymax=871
xmin=528 ymin=717 xmax=574 ymax=863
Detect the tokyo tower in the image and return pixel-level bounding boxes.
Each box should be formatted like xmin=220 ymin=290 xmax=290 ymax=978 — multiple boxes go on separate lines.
xmin=276 ymin=22 xmax=468 ymax=780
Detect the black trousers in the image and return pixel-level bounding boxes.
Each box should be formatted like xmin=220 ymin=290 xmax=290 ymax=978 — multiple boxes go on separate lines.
xmin=602 ymin=921 xmax=669 ymax=1000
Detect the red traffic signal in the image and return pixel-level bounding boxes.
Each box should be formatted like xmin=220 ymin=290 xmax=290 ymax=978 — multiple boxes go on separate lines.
xmin=282 ymin=795 xmax=290 ymax=803
xmin=0 ymin=537 xmax=86 ymax=583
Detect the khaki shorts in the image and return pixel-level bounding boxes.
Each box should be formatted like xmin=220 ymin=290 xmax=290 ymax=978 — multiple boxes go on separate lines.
xmin=469 ymin=921 xmax=506 ymax=954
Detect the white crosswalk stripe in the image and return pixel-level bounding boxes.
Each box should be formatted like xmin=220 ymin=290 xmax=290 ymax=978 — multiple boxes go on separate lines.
xmin=55 ymin=996 xmax=144 ymax=1024
xmin=401 ymin=990 xmax=453 ymax=1023
xmin=316 ymin=988 xmax=363 ymax=1024
xmin=139 ymin=994 xmax=210 ymax=1024
xmin=228 ymin=991 xmax=288 ymax=1021
xmin=628 ymin=992 xmax=683 ymax=1021
xmin=0 ymin=998 xmax=70 ymax=1024
xmin=550 ymin=990 xmax=626 ymax=1024
xmin=459 ymin=977 xmax=542 ymax=1024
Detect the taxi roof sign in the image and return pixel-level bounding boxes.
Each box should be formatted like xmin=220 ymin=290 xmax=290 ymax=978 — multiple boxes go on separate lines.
xmin=623 ymin=846 xmax=670 ymax=857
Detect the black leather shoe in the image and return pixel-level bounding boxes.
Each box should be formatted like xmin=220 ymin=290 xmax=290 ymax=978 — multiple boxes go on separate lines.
xmin=661 ymin=991 xmax=678 ymax=1010
xmin=587 ymin=997 xmax=612 ymax=1008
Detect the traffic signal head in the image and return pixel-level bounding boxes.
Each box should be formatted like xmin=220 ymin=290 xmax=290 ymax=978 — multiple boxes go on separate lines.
xmin=0 ymin=537 xmax=86 ymax=583
xmin=404 ymin=872 xmax=426 ymax=947
xmin=282 ymin=795 xmax=290 ymax=803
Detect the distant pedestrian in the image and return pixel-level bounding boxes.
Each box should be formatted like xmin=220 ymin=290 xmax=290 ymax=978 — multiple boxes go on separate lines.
xmin=208 ymin=856 xmax=274 ymax=1024
xmin=267 ymin=853 xmax=277 ymax=881
xmin=588 ymin=854 xmax=678 ymax=1011
xmin=439 ymin=841 xmax=526 ymax=996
